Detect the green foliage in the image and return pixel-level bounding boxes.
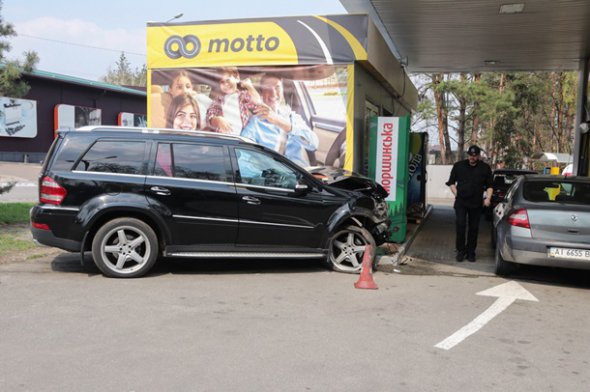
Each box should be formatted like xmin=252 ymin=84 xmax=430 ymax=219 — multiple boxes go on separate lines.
xmin=0 ymin=233 xmax=35 ymax=252
xmin=101 ymin=52 xmax=146 ymax=87
xmin=413 ymin=69 xmax=578 ymax=167
xmin=0 ymin=0 xmax=39 ymax=97
xmin=0 ymin=202 xmax=35 ymax=224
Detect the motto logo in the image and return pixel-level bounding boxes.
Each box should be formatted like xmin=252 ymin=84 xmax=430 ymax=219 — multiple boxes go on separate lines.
xmin=164 ymin=35 xmax=201 ymax=59
xmin=208 ymin=34 xmax=280 ymax=53
xmin=164 ymin=33 xmax=280 ymax=59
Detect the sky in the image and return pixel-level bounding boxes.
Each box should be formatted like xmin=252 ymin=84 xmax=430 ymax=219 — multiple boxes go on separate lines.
xmin=3 ymin=0 xmax=346 ymax=81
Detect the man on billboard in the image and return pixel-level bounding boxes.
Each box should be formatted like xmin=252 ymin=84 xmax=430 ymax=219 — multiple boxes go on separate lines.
xmin=241 ymin=74 xmax=318 ymax=167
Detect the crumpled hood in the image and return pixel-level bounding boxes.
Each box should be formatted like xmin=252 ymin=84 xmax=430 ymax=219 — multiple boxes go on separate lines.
xmin=306 ymin=166 xmax=388 ymax=199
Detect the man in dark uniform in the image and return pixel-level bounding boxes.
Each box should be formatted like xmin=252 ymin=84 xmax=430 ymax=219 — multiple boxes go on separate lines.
xmin=446 ymin=145 xmax=493 ymax=262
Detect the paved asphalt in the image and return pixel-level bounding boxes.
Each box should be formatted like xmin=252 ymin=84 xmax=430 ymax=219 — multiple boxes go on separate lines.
xmin=405 ymin=205 xmax=496 ymax=275
xmin=1 ymin=199 xmax=589 ymax=391
xmin=0 ymin=162 xmax=41 ymax=202
xmin=1 ymin=162 xmax=589 ymax=390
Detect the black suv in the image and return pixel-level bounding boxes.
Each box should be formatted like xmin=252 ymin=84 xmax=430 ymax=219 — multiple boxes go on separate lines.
xmin=31 ymin=127 xmax=391 ymax=278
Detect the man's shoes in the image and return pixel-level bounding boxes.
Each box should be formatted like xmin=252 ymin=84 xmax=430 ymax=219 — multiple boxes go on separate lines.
xmin=467 ymin=254 xmax=476 ymax=262
xmin=456 ymin=251 xmax=465 ymax=262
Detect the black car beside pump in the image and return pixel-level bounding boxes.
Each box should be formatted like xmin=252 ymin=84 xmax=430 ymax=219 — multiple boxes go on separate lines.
xmin=30 ymin=126 xmax=391 ymax=278
xmin=485 ymin=168 xmax=537 ymax=220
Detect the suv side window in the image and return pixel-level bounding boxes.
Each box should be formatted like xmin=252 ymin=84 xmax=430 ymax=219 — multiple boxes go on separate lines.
xmin=51 ymin=137 xmax=96 ymax=171
xmin=235 ymin=148 xmax=299 ymax=189
xmin=171 ymin=143 xmax=228 ymax=182
xmin=75 ymin=140 xmax=146 ymax=174
xmin=154 ymin=143 xmax=173 ymax=177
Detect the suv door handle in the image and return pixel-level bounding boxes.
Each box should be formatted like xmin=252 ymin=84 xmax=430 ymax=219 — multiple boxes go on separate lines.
xmin=150 ymin=186 xmax=171 ymax=196
xmin=242 ymin=196 xmax=261 ymax=205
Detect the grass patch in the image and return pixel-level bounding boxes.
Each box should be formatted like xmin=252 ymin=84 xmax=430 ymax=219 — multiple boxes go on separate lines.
xmin=0 ymin=233 xmax=36 ymax=252
xmin=0 ymin=202 xmax=35 ymax=224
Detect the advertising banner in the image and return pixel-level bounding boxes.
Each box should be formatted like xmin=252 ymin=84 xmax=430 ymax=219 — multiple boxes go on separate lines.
xmin=0 ymin=97 xmax=37 ymax=138
xmin=54 ymin=104 xmax=102 ymax=133
xmin=147 ymin=15 xmax=367 ymax=170
xmin=373 ymin=117 xmax=400 ymax=202
xmin=149 ymin=64 xmax=352 ymax=168
xmin=147 ymin=15 xmax=368 ymax=69
xmin=368 ymin=116 xmax=410 ymax=242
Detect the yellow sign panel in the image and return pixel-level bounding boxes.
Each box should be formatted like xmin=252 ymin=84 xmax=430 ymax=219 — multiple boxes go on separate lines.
xmin=148 ymin=22 xmax=299 ymax=68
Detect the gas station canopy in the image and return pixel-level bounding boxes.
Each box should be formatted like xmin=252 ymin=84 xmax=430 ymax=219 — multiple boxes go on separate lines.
xmin=340 ymin=0 xmax=590 ymax=73
xmin=341 ymin=0 xmax=590 ymax=177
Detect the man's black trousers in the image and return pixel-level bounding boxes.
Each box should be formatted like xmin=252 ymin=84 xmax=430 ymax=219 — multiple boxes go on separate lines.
xmin=454 ymin=203 xmax=482 ymax=257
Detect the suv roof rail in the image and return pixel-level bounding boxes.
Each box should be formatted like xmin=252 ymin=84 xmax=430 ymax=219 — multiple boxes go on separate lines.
xmin=75 ymin=125 xmax=255 ymax=143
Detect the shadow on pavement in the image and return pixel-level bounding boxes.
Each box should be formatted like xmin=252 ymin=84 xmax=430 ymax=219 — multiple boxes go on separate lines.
xmin=50 ymin=253 xmax=100 ymax=276
xmin=50 ymin=252 xmax=327 ymax=278
xmin=159 ymin=257 xmax=326 ymax=276
xmin=500 ymin=264 xmax=590 ymax=289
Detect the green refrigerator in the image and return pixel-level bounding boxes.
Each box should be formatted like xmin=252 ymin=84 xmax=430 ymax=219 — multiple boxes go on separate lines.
xmin=368 ymin=116 xmax=411 ymax=243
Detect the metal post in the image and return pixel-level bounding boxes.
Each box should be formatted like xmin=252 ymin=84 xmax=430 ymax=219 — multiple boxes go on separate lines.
xmin=572 ymin=58 xmax=589 ymax=176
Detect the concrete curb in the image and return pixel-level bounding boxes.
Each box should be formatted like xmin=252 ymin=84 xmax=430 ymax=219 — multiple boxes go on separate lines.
xmin=376 ymin=204 xmax=434 ymax=273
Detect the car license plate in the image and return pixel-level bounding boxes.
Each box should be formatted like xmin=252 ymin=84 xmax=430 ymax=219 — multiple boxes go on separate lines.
xmin=547 ymin=247 xmax=590 ymax=261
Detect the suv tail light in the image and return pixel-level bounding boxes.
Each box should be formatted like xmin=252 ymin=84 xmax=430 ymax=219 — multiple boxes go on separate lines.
xmin=32 ymin=222 xmax=50 ymax=231
xmin=40 ymin=176 xmax=67 ymax=205
xmin=507 ymin=208 xmax=530 ymax=229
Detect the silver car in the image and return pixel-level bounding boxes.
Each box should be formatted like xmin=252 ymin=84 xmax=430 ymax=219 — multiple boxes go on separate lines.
xmin=492 ymin=175 xmax=590 ymax=276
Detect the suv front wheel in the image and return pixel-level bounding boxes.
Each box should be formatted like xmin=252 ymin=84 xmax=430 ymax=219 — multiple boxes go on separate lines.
xmin=91 ymin=218 xmax=159 ymax=278
xmin=326 ymin=225 xmax=376 ymax=274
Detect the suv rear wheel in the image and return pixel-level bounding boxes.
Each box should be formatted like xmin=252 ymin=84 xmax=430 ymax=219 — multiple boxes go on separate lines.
xmin=326 ymin=225 xmax=376 ymax=273
xmin=91 ymin=218 xmax=159 ymax=278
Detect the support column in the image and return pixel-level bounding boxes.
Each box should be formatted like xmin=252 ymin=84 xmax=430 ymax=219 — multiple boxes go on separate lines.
xmin=572 ymin=58 xmax=589 ymax=176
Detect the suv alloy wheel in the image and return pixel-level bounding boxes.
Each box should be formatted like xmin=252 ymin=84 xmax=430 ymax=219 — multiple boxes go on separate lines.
xmin=91 ymin=218 xmax=159 ymax=278
xmin=327 ymin=225 xmax=376 ymax=273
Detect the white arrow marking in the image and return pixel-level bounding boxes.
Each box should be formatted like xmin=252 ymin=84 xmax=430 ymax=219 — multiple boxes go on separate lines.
xmin=435 ymin=281 xmax=538 ymax=350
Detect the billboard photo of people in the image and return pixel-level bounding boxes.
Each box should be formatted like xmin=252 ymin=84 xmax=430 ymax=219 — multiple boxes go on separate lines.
xmin=149 ymin=64 xmax=350 ymax=168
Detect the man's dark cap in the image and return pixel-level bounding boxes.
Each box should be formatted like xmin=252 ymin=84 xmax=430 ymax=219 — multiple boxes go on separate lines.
xmin=467 ymin=145 xmax=481 ymax=155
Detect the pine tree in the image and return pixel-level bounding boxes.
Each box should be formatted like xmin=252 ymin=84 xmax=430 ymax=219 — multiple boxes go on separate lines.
xmin=102 ymin=52 xmax=146 ymax=87
xmin=0 ymin=0 xmax=39 ymax=98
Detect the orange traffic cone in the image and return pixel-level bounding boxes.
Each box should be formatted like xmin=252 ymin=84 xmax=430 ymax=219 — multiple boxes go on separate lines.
xmin=354 ymin=245 xmax=378 ymax=290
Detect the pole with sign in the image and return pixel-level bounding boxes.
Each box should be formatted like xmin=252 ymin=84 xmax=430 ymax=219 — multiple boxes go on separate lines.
xmin=368 ymin=116 xmax=410 ymax=242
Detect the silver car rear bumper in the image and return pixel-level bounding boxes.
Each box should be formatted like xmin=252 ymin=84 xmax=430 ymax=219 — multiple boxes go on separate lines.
xmin=503 ymin=236 xmax=590 ymax=270
xmin=508 ymin=249 xmax=590 ymax=270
